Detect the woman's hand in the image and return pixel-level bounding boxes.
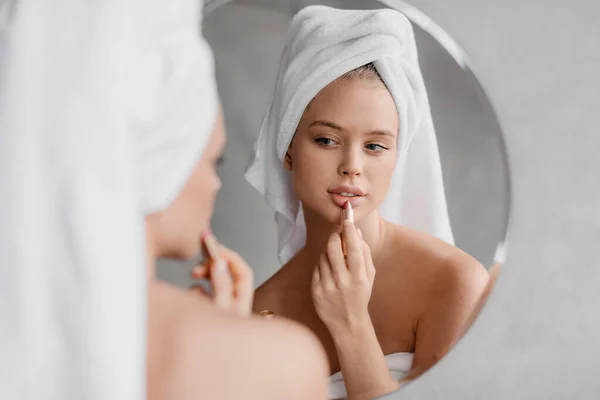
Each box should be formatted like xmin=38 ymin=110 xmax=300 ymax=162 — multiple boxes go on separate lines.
xmin=313 ymin=221 xmax=397 ymax=399
xmin=311 ymin=220 xmax=376 ymax=337
xmin=190 ymin=246 xmax=254 ymax=317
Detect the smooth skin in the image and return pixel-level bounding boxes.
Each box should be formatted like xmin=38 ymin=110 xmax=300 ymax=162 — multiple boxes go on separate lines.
xmin=145 ymin=110 xmax=329 ymax=400
xmin=253 ymin=78 xmax=490 ymax=400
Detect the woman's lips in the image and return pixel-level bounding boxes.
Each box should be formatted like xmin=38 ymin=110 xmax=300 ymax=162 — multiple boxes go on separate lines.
xmin=330 ymin=192 xmax=365 ymax=208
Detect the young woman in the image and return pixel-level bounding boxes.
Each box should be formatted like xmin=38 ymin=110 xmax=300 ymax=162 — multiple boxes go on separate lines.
xmin=133 ymin=3 xmax=328 ymax=399
xmin=145 ymin=110 xmax=328 ymax=400
xmin=0 ymin=0 xmax=329 ymax=399
xmin=246 ymin=6 xmax=489 ymax=400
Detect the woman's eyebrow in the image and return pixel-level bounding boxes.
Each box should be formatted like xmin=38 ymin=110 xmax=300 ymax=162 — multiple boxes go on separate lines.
xmin=308 ymin=120 xmax=342 ymax=130
xmin=367 ymin=129 xmax=396 ymax=138
xmin=309 ymin=120 xmax=396 ymax=137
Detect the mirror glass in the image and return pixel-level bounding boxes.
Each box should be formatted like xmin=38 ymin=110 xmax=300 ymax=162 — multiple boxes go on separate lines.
xmin=160 ymin=0 xmax=510 ymax=397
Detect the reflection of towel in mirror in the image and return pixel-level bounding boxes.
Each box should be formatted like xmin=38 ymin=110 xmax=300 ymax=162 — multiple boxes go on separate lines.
xmin=328 ymin=352 xmax=414 ymax=400
xmin=245 ymin=5 xmax=454 ymax=264
xmin=0 ymin=0 xmax=217 ymax=399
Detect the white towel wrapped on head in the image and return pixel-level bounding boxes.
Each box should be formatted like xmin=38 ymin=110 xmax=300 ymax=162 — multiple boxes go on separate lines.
xmin=245 ymin=5 xmax=454 ymax=264
xmin=131 ymin=3 xmax=219 ymax=214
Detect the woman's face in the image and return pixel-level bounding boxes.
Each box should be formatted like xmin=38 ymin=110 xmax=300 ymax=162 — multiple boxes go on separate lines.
xmin=286 ymin=78 xmax=399 ymax=225
xmin=158 ymin=111 xmax=226 ymax=259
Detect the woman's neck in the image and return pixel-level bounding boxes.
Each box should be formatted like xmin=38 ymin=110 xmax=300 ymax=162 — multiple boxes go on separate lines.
xmin=302 ymin=207 xmax=387 ymax=268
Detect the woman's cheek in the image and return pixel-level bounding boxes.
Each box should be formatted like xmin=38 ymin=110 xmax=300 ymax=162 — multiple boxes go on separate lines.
xmin=371 ymin=168 xmax=396 ymax=202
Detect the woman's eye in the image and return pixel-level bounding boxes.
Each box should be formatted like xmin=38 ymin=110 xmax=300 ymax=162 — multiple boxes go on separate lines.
xmin=315 ymin=138 xmax=335 ymax=146
xmin=365 ymin=143 xmax=387 ymax=152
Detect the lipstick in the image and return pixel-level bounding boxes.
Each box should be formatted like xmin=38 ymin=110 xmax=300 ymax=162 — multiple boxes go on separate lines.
xmin=341 ymin=200 xmax=354 ymax=223
xmin=201 ymin=230 xmax=225 ymax=275
xmin=341 ymin=200 xmax=353 ymax=257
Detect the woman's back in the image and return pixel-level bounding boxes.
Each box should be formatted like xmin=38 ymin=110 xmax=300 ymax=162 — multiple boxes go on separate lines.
xmin=148 ymin=282 xmax=328 ymax=400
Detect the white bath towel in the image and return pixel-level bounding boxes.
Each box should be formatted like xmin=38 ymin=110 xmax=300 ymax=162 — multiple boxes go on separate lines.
xmin=0 ymin=0 xmax=217 ymax=399
xmin=245 ymin=5 xmax=454 ymax=264
xmin=328 ymin=352 xmax=414 ymax=399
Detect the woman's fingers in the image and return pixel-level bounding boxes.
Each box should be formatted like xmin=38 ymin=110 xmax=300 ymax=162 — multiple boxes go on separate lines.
xmin=217 ymin=246 xmax=254 ymax=313
xmin=194 ymin=240 xmax=255 ymax=316
xmin=191 ymin=265 xmax=209 ymax=279
xmin=190 ymin=265 xmax=211 ymax=297
xmin=319 ymin=252 xmax=334 ymax=287
xmin=326 ymin=232 xmax=349 ymax=284
xmin=218 ymin=246 xmax=253 ymax=286
xmin=210 ymin=259 xmax=233 ymax=310
xmin=312 ymin=263 xmax=321 ymax=287
xmin=341 ymin=221 xmax=366 ymax=279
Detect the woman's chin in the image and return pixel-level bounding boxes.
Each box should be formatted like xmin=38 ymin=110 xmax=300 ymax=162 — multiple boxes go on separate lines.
xmin=318 ymin=207 xmax=350 ymax=226
xmin=170 ymin=239 xmax=201 ymax=262
xmin=304 ymin=199 xmax=369 ymax=226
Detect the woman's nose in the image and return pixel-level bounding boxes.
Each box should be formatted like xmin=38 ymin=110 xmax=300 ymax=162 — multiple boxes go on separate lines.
xmin=338 ymin=148 xmax=363 ymax=177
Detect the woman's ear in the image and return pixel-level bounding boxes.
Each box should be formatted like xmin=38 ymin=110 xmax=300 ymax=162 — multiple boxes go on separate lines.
xmin=284 ymin=151 xmax=293 ymax=171
xmin=284 ymin=142 xmax=293 ymax=171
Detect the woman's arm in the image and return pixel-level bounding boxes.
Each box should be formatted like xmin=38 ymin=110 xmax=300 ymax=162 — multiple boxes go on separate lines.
xmin=332 ymin=317 xmax=400 ymax=400
xmin=452 ymin=262 xmax=501 ymax=346
xmin=313 ymin=222 xmax=398 ymax=400
xmin=400 ymin=257 xmax=489 ymax=384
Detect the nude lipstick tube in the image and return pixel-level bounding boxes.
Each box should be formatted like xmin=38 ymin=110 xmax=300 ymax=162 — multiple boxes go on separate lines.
xmin=341 ymin=200 xmax=354 ymax=223
xmin=341 ymin=200 xmax=353 ymax=257
xmin=201 ymin=230 xmax=225 ymax=276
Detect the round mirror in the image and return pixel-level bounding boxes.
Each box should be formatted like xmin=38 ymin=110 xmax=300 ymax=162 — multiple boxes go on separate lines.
xmin=161 ymin=0 xmax=511 ymax=397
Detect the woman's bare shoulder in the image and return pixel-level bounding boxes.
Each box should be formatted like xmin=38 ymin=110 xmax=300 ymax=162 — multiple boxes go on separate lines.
xmin=384 ymin=222 xmax=489 ymax=295
xmin=151 ymin=284 xmax=328 ymax=400
xmin=387 ymin=222 xmax=484 ymax=268
xmin=381 ymin=224 xmax=490 ymax=356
